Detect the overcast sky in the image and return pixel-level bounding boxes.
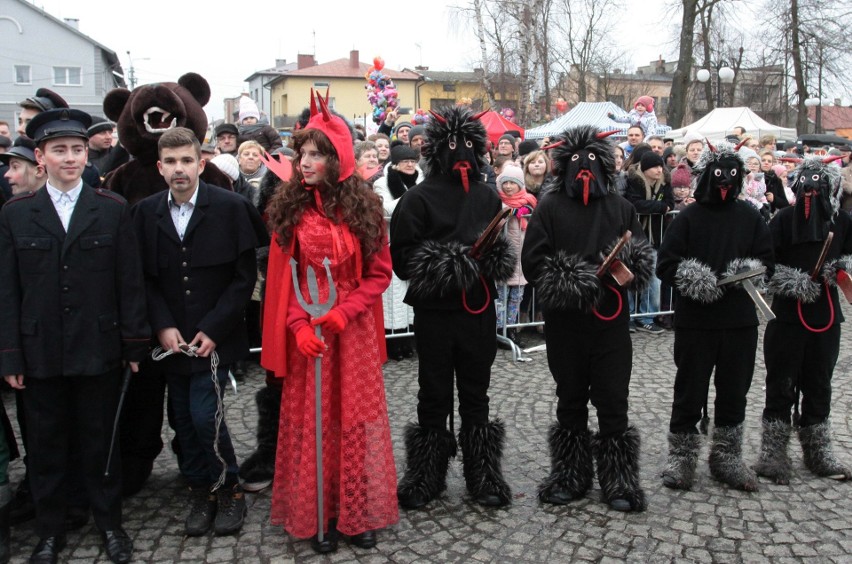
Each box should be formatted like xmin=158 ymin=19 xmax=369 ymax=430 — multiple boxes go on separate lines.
xmin=32 ymin=0 xmax=676 ymax=120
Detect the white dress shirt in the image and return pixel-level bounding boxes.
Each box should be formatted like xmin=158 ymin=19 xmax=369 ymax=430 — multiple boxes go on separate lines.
xmin=46 ymin=181 xmax=83 ymax=232
xmin=168 ymin=185 xmax=199 ymax=241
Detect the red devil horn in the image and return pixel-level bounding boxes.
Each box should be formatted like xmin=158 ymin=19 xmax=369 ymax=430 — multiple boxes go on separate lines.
xmin=822 ymin=154 xmax=844 ymax=165
xmin=429 ymin=110 xmax=447 ymax=124
xmin=596 ymin=129 xmax=619 ymax=139
xmin=541 ymin=140 xmax=565 ymax=151
xmin=734 ymin=138 xmax=748 ymax=151
xmin=470 ymin=110 xmax=488 ymax=121
xmin=317 ymin=90 xmax=331 ymax=122
xmin=309 ymin=88 xmax=317 ymax=117
xmin=705 ymin=138 xmax=717 ymax=153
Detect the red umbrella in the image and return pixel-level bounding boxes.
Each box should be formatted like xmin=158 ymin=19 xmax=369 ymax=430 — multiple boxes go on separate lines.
xmin=477 ymin=110 xmax=525 ymax=145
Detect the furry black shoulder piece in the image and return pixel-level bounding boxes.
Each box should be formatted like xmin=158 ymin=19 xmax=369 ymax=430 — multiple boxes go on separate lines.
xmin=407 ymin=239 xmax=480 ymax=298
xmin=476 ymin=234 xmax=516 ymax=283
xmin=421 ymin=106 xmax=488 ymax=186
xmin=675 ymin=258 xmax=723 ymax=303
xmin=534 ymin=251 xmax=602 ymax=312
xmin=548 ymin=125 xmax=616 ymax=203
xmin=768 ymin=264 xmax=820 ymax=303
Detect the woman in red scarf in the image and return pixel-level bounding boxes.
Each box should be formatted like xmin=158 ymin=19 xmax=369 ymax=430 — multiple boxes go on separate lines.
xmin=495 ymin=164 xmax=537 ymax=348
xmin=261 ymin=91 xmax=398 ymax=553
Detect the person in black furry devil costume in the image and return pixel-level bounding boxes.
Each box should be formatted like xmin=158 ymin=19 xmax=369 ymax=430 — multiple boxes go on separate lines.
xmin=390 ymin=106 xmax=515 ymax=509
xmin=521 ymin=125 xmax=655 ymax=512
xmin=656 ymin=140 xmax=773 ymax=492
xmin=756 ymin=155 xmax=852 ymax=484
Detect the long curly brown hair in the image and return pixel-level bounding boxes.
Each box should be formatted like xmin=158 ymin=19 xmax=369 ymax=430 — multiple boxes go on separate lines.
xmin=266 ymin=128 xmax=385 ymax=258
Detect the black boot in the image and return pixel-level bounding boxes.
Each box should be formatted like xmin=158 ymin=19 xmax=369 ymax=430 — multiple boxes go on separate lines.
xmin=0 ymin=483 xmax=9 ymax=564
xmin=239 ymin=384 xmax=282 ymax=492
xmin=708 ymin=424 xmax=758 ymax=491
xmin=538 ymin=424 xmax=594 ymax=504
xmin=754 ymin=419 xmax=793 ymax=485
xmin=799 ymin=421 xmax=851 ymax=480
xmin=397 ymin=424 xmax=457 ymax=509
xmin=662 ymin=432 xmax=702 ymax=490
xmin=8 ymin=477 xmax=34 ymax=525
xmin=593 ymin=426 xmax=646 ymax=512
xmin=458 ymin=420 xmax=512 ymax=507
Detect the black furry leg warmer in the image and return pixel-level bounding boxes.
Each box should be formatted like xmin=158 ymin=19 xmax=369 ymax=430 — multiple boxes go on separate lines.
xmin=592 ymin=426 xmax=646 ymax=512
xmin=708 ymin=423 xmax=759 ymax=491
xmin=753 ymin=419 xmax=793 ymax=485
xmin=458 ymin=420 xmax=512 ymax=507
xmin=397 ymin=423 xmax=458 ymax=509
xmin=799 ymin=421 xmax=851 ymax=480
xmin=661 ymin=432 xmax=702 ymax=491
xmin=538 ymin=424 xmax=594 ymax=504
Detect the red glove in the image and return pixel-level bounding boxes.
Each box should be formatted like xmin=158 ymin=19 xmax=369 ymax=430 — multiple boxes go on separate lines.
xmin=515 ymin=205 xmax=532 ymax=217
xmin=311 ymin=309 xmax=347 ymax=334
xmin=295 ymin=326 xmax=325 ymax=358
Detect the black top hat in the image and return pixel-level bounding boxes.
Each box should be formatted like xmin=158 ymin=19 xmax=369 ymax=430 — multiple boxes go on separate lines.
xmin=25 ymin=108 xmax=92 ymax=144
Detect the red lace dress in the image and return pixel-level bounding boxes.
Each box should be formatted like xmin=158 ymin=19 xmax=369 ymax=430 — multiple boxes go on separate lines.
xmin=269 ymin=207 xmax=398 ymax=538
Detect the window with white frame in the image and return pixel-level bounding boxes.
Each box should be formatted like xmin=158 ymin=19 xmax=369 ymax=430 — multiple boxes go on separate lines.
xmin=53 ymin=66 xmax=82 ymax=86
xmin=14 ymin=65 xmax=31 ymax=84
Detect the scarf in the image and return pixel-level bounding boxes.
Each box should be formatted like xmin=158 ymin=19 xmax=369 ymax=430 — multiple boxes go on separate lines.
xmin=386 ymin=167 xmax=419 ymax=200
xmin=498 ymin=188 xmax=537 ymax=230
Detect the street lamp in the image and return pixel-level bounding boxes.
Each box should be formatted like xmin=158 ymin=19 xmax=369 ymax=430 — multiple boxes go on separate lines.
xmin=696 ymin=63 xmax=735 ymax=108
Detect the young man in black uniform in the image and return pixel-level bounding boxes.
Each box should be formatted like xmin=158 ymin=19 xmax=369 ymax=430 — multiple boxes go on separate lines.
xmin=390 ymin=107 xmax=515 ymax=509
xmin=0 ymin=108 xmax=148 ymax=564
xmin=756 ymin=156 xmax=852 ymax=483
xmin=521 ymin=126 xmax=655 ymax=512
xmin=657 ymin=141 xmax=773 ymax=492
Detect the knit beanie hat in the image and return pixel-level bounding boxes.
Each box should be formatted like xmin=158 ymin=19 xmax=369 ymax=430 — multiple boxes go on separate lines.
xmin=394 ymin=122 xmax=412 ymax=136
xmin=498 ymin=133 xmax=515 ymax=146
xmin=87 ymin=116 xmax=114 ymax=136
xmin=771 ymin=164 xmax=787 ymax=178
xmin=391 ymin=144 xmax=420 ymax=164
xmin=238 ymin=96 xmax=260 ymax=122
xmin=662 ymin=146 xmax=675 ymax=162
xmin=408 ymin=125 xmax=425 ymax=141
xmin=215 ymin=123 xmax=239 ymax=137
xmin=0 ymin=136 xmax=11 ymax=149
xmin=671 ymin=163 xmax=692 ymax=188
xmin=210 ymin=153 xmax=240 ymax=182
xmin=496 ymin=164 xmax=525 ymax=190
xmin=640 ymin=152 xmax=664 ymax=172
xmin=518 ymin=139 xmax=539 ymax=158
xmin=635 ymin=95 xmax=654 ymax=112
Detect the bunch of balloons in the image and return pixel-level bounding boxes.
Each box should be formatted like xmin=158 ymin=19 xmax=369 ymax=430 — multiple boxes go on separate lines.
xmin=555 ymin=97 xmax=568 ymax=113
xmin=412 ymin=109 xmax=431 ymax=126
xmin=365 ymin=56 xmax=399 ymax=124
xmin=501 ymin=107 xmax=516 ymax=122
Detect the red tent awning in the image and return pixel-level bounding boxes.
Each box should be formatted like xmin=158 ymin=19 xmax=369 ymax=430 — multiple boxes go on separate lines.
xmin=477 ymin=110 xmax=524 ymax=146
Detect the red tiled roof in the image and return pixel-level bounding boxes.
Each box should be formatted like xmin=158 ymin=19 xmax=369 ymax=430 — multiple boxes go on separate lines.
xmin=808 ymin=106 xmax=852 ymax=131
xmin=286 ymin=58 xmax=419 ymax=80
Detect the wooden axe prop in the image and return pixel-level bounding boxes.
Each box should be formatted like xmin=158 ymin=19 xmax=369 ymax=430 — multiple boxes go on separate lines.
xmin=596 ymin=230 xmax=635 ymax=286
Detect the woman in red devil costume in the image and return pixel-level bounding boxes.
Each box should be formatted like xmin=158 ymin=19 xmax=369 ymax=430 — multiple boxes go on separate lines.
xmin=261 ymin=90 xmax=398 ymax=554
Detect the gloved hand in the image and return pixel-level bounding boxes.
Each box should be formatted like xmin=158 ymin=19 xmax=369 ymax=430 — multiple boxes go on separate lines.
xmin=295 ymin=326 xmax=325 ymax=358
xmin=311 ymin=309 xmax=347 ymax=334
xmin=514 ymin=205 xmax=533 ymax=217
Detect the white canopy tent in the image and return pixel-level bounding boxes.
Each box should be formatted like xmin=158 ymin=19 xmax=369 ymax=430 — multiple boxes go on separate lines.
xmin=667 ymin=107 xmax=796 ymax=143
xmin=526 ymin=101 xmax=671 ymax=140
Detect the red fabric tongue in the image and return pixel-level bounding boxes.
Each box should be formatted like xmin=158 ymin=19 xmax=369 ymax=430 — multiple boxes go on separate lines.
xmin=720 ymin=186 xmax=729 ymax=200
xmin=453 ymin=161 xmax=472 ymax=192
xmin=804 ymin=191 xmax=817 ymax=220
xmin=576 ymin=170 xmax=595 ymax=205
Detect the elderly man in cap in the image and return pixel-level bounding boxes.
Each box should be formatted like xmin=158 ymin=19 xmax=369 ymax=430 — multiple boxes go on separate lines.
xmin=87 ymin=117 xmax=128 ymax=179
xmin=0 ymin=108 xmax=149 ymax=564
xmin=214 ymin=123 xmax=239 ymax=156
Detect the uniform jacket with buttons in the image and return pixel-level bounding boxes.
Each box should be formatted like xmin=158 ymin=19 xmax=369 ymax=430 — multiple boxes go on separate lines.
xmin=0 ymin=185 xmax=150 ymax=379
xmin=132 ymin=182 xmax=269 ymax=373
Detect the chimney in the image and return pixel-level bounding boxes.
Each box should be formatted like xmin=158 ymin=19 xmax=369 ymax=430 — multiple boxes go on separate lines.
xmin=297 ymin=54 xmax=316 ymax=69
xmin=63 ymin=18 xmax=79 ymax=30
xmin=275 ymin=59 xmax=287 ymax=68
xmin=350 ymin=50 xmax=360 ymax=69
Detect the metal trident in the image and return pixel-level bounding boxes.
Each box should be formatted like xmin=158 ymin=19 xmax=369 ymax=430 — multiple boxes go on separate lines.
xmin=289 ymin=256 xmax=336 ymax=543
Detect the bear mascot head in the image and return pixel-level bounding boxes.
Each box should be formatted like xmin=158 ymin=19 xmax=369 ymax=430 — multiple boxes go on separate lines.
xmin=102 ymin=72 xmax=232 ymax=205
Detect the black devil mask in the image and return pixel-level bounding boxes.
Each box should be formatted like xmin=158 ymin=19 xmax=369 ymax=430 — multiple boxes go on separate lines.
xmin=546 ymin=126 xmax=617 ymax=205
xmin=421 ymin=106 xmax=488 ymax=192
xmin=692 ymin=140 xmax=746 ymax=205
xmin=790 ymin=156 xmax=843 ymax=244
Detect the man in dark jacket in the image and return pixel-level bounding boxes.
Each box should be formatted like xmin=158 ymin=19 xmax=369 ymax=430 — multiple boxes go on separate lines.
xmin=87 ymin=117 xmax=129 ymax=179
xmin=132 ymin=127 xmax=268 ymax=537
xmin=0 ymin=108 xmax=148 ymax=564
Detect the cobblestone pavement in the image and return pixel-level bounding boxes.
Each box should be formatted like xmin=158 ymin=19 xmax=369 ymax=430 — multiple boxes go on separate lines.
xmin=4 ymin=314 xmax=852 ymax=563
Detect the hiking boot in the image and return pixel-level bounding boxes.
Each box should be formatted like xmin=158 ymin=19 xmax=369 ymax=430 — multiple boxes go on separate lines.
xmin=213 ymin=484 xmax=247 ymax=536
xmin=185 ymin=486 xmax=217 ymax=536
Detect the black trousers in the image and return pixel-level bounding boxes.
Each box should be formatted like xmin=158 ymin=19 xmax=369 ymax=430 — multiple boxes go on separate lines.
xmin=763 ymin=321 xmax=839 ymax=427
xmin=414 ymin=306 xmax=497 ymax=430
xmin=544 ymin=312 xmax=633 ymax=437
xmin=23 ymin=370 xmax=123 ymax=537
xmin=669 ymin=326 xmax=757 ymax=434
